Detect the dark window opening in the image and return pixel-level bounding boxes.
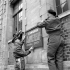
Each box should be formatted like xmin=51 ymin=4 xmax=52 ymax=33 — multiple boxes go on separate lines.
xmin=55 ymin=0 xmax=69 ymax=15
xmin=13 ymin=2 xmax=23 ymax=34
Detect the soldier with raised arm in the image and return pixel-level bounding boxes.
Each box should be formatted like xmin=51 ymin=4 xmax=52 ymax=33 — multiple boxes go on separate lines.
xmin=37 ymin=9 xmax=64 ymax=70
xmin=8 ymin=30 xmax=33 ymax=70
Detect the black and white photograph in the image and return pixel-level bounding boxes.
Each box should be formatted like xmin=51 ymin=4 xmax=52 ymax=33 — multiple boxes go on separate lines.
xmin=0 ymin=0 xmax=70 ymax=70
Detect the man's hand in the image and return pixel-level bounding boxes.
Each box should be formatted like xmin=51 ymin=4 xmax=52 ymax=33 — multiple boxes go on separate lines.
xmin=37 ymin=22 xmax=41 ymax=26
xmin=29 ymin=47 xmax=33 ymax=51
xmin=23 ymin=35 xmax=26 ymax=40
xmin=8 ymin=39 xmax=12 ymax=44
xmin=37 ymin=21 xmax=44 ymax=28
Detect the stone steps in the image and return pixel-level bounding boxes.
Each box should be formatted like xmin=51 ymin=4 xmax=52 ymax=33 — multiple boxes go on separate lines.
xmin=25 ymin=68 xmax=49 ymax=70
xmin=25 ymin=64 xmax=49 ymax=70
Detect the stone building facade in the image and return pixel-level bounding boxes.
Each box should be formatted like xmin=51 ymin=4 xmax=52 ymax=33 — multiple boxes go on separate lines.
xmin=0 ymin=0 xmax=70 ymax=70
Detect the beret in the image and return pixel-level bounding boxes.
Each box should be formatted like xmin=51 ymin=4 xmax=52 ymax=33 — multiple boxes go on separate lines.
xmin=48 ymin=9 xmax=56 ymax=17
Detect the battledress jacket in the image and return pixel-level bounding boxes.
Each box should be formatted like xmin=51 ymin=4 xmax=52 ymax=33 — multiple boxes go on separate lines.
xmin=13 ymin=39 xmax=31 ymax=59
xmin=37 ymin=17 xmax=62 ymax=36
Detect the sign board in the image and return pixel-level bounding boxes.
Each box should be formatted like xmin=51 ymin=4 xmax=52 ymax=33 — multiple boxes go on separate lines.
xmin=25 ymin=28 xmax=43 ymax=50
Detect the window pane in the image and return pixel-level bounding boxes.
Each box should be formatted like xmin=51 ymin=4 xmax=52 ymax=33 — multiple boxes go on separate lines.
xmin=62 ymin=2 xmax=68 ymax=12
xmin=19 ymin=2 xmax=23 ymax=10
xmin=18 ymin=20 xmax=22 ymax=31
xmin=56 ymin=6 xmax=62 ymax=15
xmin=18 ymin=11 xmax=22 ymax=31
xmin=55 ymin=0 xmax=69 ymax=15
xmin=60 ymin=0 xmax=66 ymax=4
xmin=19 ymin=11 xmax=22 ymax=20
xmin=14 ymin=15 xmax=17 ymax=34
xmin=14 ymin=11 xmax=22 ymax=34
xmin=56 ymin=0 xmax=60 ymax=6
xmin=56 ymin=0 xmax=62 ymax=15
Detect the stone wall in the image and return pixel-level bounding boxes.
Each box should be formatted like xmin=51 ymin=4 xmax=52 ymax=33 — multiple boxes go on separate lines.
xmin=0 ymin=0 xmax=8 ymax=70
xmin=22 ymin=0 xmax=54 ymax=70
xmin=0 ymin=0 xmax=15 ymax=70
xmin=61 ymin=15 xmax=70 ymax=70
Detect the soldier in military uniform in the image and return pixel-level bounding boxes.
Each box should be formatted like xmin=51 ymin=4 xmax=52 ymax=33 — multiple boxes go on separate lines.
xmin=37 ymin=9 xmax=64 ymax=70
xmin=8 ymin=30 xmax=33 ymax=70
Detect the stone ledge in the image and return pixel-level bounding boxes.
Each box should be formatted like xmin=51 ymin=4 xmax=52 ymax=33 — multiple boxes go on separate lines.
xmin=25 ymin=68 xmax=49 ymax=70
xmin=25 ymin=63 xmax=49 ymax=69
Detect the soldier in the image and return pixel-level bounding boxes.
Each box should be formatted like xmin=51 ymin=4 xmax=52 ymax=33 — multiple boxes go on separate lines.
xmin=37 ymin=9 xmax=64 ymax=70
xmin=8 ymin=30 xmax=33 ymax=70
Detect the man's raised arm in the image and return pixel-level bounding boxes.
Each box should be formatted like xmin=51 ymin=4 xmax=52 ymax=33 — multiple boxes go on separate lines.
xmin=37 ymin=17 xmax=49 ymax=28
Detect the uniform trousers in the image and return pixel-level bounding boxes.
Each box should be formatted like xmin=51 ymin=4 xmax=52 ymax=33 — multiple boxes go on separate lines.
xmin=47 ymin=35 xmax=64 ymax=70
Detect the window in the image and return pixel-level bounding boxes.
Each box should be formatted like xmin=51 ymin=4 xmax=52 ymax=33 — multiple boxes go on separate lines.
xmin=55 ymin=0 xmax=69 ymax=15
xmin=13 ymin=1 xmax=23 ymax=34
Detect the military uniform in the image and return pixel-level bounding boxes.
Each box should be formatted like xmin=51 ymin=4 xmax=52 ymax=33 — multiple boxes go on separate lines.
xmin=37 ymin=17 xmax=64 ymax=70
xmin=13 ymin=39 xmax=31 ymax=70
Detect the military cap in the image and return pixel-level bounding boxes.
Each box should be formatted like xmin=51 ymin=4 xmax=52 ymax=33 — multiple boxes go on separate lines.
xmin=48 ymin=9 xmax=57 ymax=17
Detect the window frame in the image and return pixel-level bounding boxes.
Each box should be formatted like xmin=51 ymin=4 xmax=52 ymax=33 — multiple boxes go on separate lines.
xmin=13 ymin=1 xmax=23 ymax=34
xmin=55 ymin=0 xmax=69 ymax=16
